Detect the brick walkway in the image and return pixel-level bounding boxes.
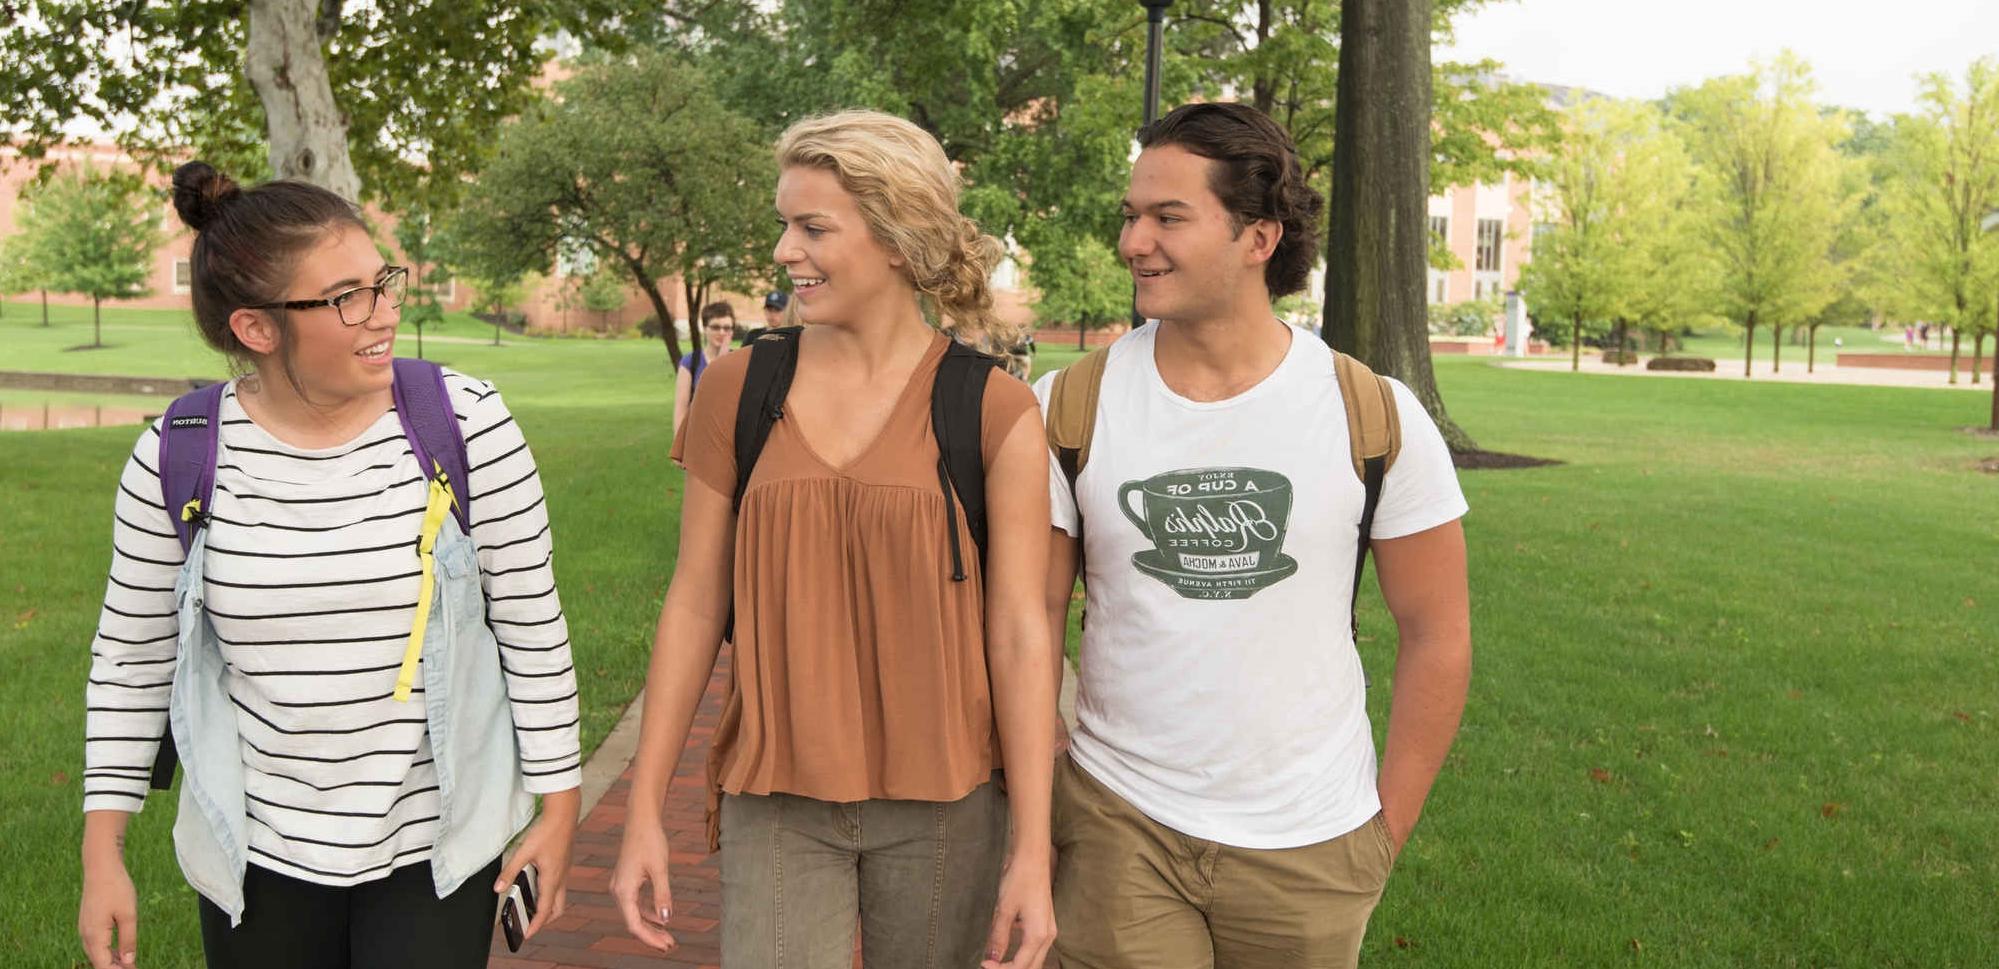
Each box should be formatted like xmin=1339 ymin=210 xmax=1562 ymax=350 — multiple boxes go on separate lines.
xmin=489 ymin=650 xmax=731 ymax=969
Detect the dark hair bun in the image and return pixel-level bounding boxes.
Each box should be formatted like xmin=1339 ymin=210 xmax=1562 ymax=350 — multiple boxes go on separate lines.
xmin=170 ymin=161 xmax=242 ymax=232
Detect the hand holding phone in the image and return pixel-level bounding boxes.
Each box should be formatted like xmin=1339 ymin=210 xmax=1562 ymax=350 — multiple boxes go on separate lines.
xmin=498 ymin=863 xmax=539 ymax=953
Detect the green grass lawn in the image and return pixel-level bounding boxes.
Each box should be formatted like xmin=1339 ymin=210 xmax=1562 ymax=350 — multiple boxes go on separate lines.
xmin=1668 ymin=324 xmax=1920 ymax=364
xmin=4 ymin=308 xmax=1996 ymax=966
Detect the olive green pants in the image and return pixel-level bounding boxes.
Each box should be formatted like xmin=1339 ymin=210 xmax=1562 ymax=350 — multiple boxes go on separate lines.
xmin=1052 ymin=754 xmax=1395 ymax=969
xmin=719 ymin=779 xmax=1007 ymax=969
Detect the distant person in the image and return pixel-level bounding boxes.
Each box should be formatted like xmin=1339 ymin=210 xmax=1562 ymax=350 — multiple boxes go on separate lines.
xmin=737 ymin=290 xmax=789 ymax=346
xmin=674 ymin=301 xmax=738 ymax=443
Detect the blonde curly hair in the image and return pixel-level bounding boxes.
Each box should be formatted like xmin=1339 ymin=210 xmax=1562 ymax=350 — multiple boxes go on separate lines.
xmin=775 ymin=110 xmax=1017 ymax=346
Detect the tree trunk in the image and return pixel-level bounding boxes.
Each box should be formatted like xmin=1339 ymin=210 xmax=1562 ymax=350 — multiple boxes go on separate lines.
xmin=1972 ymin=332 xmax=1984 ymax=385
xmin=1808 ymin=325 xmax=1818 ymax=373
xmin=1743 ymin=312 xmax=1756 ymax=379
xmin=40 ymin=289 xmax=49 ymax=326
xmin=630 ymin=257 xmax=685 ymax=362
xmin=1324 ymin=0 xmax=1474 ymax=451
xmin=1570 ymin=315 xmax=1581 ymax=371
xmin=1948 ymin=329 xmax=1962 ymax=384
xmin=1990 ymin=354 xmax=1998 ymax=430
xmin=1618 ymin=321 xmax=1630 ymax=365
xmin=1079 ymin=320 xmax=1088 ymax=350
xmin=1771 ymin=323 xmax=1784 ymax=373
xmin=92 ymin=297 xmax=102 ymax=348
xmin=245 ymin=0 xmax=364 ymax=202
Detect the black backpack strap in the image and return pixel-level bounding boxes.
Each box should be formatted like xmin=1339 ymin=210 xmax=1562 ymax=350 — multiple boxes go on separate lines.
xmin=733 ymin=326 xmax=804 ymax=512
xmin=932 ymin=340 xmax=998 ymax=582
xmin=1350 ymin=455 xmax=1388 ymax=644
xmin=724 ymin=326 xmax=803 ymax=641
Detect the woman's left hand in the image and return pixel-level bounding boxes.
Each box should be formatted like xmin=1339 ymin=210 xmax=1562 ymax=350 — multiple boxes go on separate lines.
xmin=982 ymin=848 xmax=1057 ymax=969
xmin=496 ymin=788 xmax=582 ymax=940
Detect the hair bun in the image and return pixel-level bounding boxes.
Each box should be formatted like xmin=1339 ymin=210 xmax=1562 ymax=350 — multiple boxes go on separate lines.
xmin=170 ymin=161 xmax=242 ymax=232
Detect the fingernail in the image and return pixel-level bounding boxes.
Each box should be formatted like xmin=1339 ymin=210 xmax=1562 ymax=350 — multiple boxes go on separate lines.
xmin=660 ymin=905 xmax=672 ymax=920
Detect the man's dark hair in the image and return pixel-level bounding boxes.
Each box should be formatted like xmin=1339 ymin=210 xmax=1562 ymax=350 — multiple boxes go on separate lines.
xmin=700 ymin=301 xmax=736 ymax=323
xmin=1136 ymin=102 xmax=1324 ymax=298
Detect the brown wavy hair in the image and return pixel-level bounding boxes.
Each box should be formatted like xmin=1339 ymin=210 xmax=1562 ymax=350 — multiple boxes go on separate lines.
xmin=1138 ymin=102 xmax=1324 ymax=298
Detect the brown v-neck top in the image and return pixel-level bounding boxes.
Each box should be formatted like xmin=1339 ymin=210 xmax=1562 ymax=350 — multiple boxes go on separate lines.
xmin=671 ymin=332 xmax=1038 ymax=846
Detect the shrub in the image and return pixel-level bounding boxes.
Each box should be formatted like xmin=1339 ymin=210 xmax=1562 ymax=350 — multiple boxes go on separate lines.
xmin=1602 ymin=349 xmax=1640 ymax=365
xmin=1647 ymin=355 xmax=1716 ymax=372
xmin=1429 ymin=298 xmax=1501 ymax=337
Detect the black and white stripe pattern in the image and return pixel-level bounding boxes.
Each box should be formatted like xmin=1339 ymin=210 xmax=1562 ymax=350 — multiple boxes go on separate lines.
xmin=84 ymin=371 xmax=581 ymax=886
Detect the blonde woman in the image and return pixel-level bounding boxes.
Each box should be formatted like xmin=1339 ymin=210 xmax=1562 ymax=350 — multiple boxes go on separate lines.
xmin=610 ymin=111 xmax=1058 ymax=969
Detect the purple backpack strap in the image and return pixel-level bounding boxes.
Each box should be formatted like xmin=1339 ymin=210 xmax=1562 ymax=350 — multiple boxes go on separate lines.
xmin=149 ymin=379 xmax=225 ymax=788
xmin=157 ymin=381 xmax=228 ymax=554
xmin=391 ymin=358 xmax=473 ymax=536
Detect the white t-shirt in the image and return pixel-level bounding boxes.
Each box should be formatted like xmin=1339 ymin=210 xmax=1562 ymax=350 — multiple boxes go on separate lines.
xmin=1036 ymin=322 xmax=1468 ymax=849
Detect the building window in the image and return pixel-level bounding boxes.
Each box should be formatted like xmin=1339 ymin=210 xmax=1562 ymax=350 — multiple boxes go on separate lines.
xmin=1428 ymin=215 xmax=1449 ymax=244
xmin=1475 ymin=219 xmax=1503 ymax=273
xmin=1430 ymin=273 xmax=1448 ymax=304
xmin=172 ymin=258 xmax=192 ymax=295
xmin=433 ymin=276 xmax=455 ymax=303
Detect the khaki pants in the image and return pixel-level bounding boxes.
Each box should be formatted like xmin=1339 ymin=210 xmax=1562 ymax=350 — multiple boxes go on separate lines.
xmin=719 ymin=779 xmax=1007 ymax=969
xmin=1052 ymin=754 xmax=1394 ymax=969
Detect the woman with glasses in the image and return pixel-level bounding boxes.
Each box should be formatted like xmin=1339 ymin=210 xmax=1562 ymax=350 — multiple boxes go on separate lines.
xmin=673 ymin=301 xmax=740 ymax=444
xmin=77 ymin=162 xmax=583 ymax=969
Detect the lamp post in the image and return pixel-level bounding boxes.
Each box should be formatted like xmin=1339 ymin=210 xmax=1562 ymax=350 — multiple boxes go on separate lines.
xmin=1140 ymin=0 xmax=1172 ymax=126
xmin=1131 ymin=0 xmax=1173 ymax=329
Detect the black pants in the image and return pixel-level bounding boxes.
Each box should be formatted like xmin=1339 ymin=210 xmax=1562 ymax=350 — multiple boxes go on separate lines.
xmin=198 ymin=857 xmax=503 ymax=969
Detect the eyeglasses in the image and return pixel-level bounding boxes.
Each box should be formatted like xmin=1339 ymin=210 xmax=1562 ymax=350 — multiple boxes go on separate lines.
xmin=248 ymin=266 xmax=410 ymax=326
xmin=703 ymin=322 xmax=735 ymax=332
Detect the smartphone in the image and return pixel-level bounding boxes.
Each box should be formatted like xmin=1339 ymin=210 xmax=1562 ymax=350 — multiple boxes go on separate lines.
xmin=498 ymin=863 xmax=540 ymax=953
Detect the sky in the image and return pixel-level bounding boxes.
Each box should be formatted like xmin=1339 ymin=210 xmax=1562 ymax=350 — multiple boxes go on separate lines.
xmin=1435 ymin=0 xmax=1999 ymax=118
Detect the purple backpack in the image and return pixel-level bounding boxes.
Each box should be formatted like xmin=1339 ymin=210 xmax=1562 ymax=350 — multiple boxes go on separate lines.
xmin=147 ymin=358 xmax=471 ymax=788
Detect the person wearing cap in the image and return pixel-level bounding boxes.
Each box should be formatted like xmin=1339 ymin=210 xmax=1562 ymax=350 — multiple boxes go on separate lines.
xmin=739 ymin=291 xmax=790 ymax=346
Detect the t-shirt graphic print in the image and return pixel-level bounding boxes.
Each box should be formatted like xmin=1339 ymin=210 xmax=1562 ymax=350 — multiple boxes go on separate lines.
xmin=1119 ymin=466 xmax=1297 ymax=599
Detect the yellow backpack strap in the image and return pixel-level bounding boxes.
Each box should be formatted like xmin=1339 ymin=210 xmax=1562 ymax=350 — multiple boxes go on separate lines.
xmin=393 ymin=461 xmax=457 ymax=703
xmin=1332 ymin=349 xmax=1402 ymax=479
xmin=1046 ymin=345 xmax=1112 ymax=490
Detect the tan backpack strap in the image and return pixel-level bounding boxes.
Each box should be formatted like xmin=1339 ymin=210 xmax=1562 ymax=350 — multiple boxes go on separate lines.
xmin=1046 ymin=345 xmax=1112 ymax=486
xmin=1332 ymin=350 xmax=1401 ymax=480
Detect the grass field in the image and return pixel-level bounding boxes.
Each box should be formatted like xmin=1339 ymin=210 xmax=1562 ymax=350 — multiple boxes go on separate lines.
xmin=4 ymin=307 xmax=1996 ymax=966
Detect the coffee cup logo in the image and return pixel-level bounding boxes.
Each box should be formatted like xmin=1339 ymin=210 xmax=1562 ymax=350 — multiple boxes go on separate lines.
xmin=1118 ymin=466 xmax=1298 ymax=600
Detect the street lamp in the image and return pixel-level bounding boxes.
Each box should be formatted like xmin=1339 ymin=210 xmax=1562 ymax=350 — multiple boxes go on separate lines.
xmin=1140 ymin=0 xmax=1172 ymax=127
xmin=1131 ymin=0 xmax=1173 ymax=328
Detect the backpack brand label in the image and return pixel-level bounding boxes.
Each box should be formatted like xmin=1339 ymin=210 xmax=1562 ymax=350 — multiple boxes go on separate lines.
xmin=169 ymin=416 xmax=209 ymax=428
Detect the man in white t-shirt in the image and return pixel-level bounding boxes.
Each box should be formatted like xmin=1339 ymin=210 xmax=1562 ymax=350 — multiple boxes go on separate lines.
xmin=1037 ymin=102 xmax=1472 ymax=969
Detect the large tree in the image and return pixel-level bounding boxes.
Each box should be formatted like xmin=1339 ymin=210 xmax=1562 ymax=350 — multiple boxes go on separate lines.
xmin=1325 ymin=0 xmax=1479 ymax=450
xmin=17 ymin=165 xmax=161 ymax=347
xmin=1673 ymin=53 xmax=1853 ymax=378
xmin=0 ymin=1 xmax=650 ymax=206
xmin=1868 ymin=58 xmax=1999 ymax=385
xmin=1519 ymin=97 xmax=1709 ymax=369
xmin=442 ymin=51 xmax=774 ymax=363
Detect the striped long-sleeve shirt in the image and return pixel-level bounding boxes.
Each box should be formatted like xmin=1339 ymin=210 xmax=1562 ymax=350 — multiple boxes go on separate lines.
xmin=83 ymin=370 xmax=582 ymax=886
